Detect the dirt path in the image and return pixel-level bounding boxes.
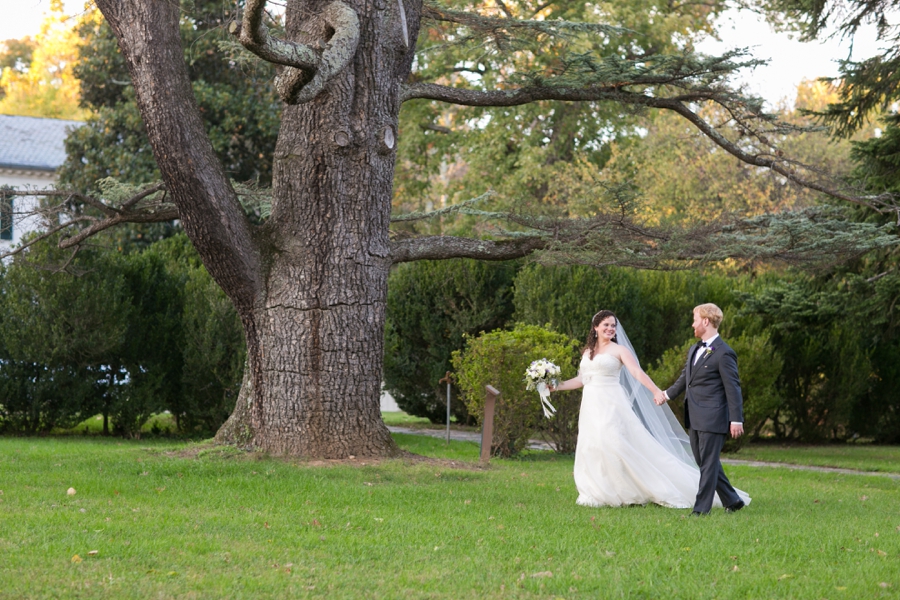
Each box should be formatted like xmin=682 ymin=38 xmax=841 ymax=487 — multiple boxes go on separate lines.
xmin=387 ymin=425 xmax=900 ymax=479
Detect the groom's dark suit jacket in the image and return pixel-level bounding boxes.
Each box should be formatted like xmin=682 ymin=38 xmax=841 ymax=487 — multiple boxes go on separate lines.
xmin=666 ymin=338 xmax=743 ymax=435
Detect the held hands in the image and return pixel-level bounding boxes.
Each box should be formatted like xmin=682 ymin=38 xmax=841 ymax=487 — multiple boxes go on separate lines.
xmin=652 ymin=390 xmax=667 ymax=406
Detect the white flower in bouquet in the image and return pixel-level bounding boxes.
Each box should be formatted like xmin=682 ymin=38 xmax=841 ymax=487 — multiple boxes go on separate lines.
xmin=524 ymin=359 xmax=560 ymax=418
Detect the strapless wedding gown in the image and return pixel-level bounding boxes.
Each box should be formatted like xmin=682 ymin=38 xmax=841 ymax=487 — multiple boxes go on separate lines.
xmin=574 ymin=352 xmax=751 ymax=509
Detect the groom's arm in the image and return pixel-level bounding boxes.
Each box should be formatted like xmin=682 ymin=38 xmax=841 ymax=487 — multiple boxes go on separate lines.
xmin=664 ymin=362 xmax=688 ymax=401
xmin=719 ymin=348 xmax=744 ymax=429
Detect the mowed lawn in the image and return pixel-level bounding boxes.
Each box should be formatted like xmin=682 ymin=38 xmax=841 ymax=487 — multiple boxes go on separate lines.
xmin=0 ymin=434 xmax=898 ymax=599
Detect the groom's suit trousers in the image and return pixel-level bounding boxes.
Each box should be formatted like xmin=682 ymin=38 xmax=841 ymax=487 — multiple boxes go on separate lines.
xmin=690 ymin=428 xmax=741 ymax=513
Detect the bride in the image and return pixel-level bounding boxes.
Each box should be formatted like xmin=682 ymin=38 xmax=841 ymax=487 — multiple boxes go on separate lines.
xmin=551 ymin=310 xmax=751 ymax=509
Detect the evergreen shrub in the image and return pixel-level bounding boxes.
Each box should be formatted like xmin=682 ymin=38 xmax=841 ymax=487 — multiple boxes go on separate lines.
xmin=451 ymin=324 xmax=579 ymax=457
xmin=384 ymin=259 xmax=519 ymax=423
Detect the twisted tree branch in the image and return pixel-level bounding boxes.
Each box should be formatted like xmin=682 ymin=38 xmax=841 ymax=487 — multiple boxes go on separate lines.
xmin=232 ymin=0 xmax=360 ymax=104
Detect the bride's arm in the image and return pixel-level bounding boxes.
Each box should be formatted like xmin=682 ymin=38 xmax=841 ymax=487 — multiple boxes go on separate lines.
xmin=551 ymin=375 xmax=583 ymax=392
xmin=618 ymin=347 xmax=662 ymax=394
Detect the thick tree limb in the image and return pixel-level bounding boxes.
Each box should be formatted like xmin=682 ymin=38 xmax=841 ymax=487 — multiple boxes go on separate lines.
xmin=232 ymin=0 xmax=360 ymax=104
xmin=236 ymin=0 xmax=319 ymax=69
xmin=401 ymin=82 xmax=898 ymax=216
xmin=421 ymin=3 xmax=621 ymax=37
xmin=94 ymin=0 xmax=262 ymax=313
xmin=390 ymin=208 xmax=899 ymax=267
xmin=391 ymin=234 xmax=548 ymax=262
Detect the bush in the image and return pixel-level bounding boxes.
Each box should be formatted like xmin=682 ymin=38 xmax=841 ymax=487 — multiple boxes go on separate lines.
xmin=452 ymin=324 xmax=580 ymax=457
xmin=0 ymin=233 xmax=245 ymax=437
xmin=647 ymin=331 xmax=783 ymax=450
xmin=178 ymin=264 xmax=245 ymax=435
xmin=384 ymin=259 xmax=519 ymax=424
xmin=0 ymin=363 xmax=95 ymax=434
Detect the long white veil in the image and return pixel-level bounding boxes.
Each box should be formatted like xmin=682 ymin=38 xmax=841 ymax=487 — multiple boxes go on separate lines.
xmin=615 ymin=322 xmax=698 ymax=470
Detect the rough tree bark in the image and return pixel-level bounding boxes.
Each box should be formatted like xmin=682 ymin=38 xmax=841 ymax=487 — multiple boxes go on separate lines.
xmin=92 ymin=0 xmax=422 ymax=457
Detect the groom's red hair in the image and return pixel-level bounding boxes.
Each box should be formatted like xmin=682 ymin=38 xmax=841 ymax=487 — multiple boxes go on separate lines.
xmin=694 ymin=303 xmax=724 ymax=328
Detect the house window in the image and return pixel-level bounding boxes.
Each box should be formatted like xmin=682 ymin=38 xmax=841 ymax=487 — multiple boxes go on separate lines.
xmin=0 ymin=193 xmax=12 ymax=241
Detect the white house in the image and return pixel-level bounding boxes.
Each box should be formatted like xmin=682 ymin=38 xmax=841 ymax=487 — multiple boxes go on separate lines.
xmin=0 ymin=114 xmax=83 ymax=250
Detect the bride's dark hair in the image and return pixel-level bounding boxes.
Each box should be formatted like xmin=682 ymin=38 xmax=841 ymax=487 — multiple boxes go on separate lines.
xmin=584 ymin=310 xmax=618 ymax=359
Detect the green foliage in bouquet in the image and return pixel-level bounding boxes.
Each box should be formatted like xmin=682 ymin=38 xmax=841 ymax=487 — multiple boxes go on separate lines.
xmin=452 ymin=324 xmax=580 ymax=457
xmin=647 ymin=332 xmax=783 ymax=450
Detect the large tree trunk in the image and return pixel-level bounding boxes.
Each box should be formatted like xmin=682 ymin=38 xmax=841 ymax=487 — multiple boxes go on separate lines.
xmin=96 ymin=0 xmax=418 ymax=457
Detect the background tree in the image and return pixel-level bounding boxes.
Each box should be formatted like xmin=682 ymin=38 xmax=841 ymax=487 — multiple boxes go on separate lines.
xmin=0 ymin=0 xmax=86 ymax=119
xmin=58 ymin=1 xmax=280 ymax=193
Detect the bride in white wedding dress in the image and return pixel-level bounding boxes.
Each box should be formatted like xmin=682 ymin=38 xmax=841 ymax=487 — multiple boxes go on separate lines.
xmin=551 ymin=310 xmax=751 ymax=509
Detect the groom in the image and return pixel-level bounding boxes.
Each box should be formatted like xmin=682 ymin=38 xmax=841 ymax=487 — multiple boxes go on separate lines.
xmin=654 ymin=303 xmax=746 ymax=515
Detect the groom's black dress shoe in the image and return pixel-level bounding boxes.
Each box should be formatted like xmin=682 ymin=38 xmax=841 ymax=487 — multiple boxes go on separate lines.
xmin=725 ymin=500 xmax=745 ymax=513
xmin=689 ymin=511 xmax=708 ymax=517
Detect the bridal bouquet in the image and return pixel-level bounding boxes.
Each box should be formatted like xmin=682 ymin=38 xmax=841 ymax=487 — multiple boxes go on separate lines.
xmin=524 ymin=358 xmax=560 ymax=418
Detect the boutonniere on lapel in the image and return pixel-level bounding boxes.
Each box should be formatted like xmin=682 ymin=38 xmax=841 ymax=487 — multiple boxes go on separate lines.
xmin=703 ymin=345 xmax=716 ymax=358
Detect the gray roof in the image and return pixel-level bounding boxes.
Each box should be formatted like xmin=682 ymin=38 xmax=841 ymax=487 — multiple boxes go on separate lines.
xmin=0 ymin=114 xmax=83 ymax=172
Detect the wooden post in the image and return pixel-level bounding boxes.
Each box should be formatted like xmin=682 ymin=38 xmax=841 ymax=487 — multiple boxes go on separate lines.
xmin=481 ymin=385 xmax=500 ymax=463
xmin=439 ymin=371 xmax=452 ymax=444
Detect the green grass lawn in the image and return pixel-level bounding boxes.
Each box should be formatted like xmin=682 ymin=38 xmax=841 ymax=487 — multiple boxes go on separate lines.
xmin=0 ymin=435 xmax=898 ymax=599
xmin=731 ymin=443 xmax=900 ymax=473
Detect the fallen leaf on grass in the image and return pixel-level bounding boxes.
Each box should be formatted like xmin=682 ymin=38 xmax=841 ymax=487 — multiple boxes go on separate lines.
xmin=778 ymin=574 xmax=793 ymax=580
xmin=878 ymin=550 xmax=887 ymax=556
xmin=71 ymin=555 xmax=82 ymax=563
xmin=860 ymin=495 xmax=869 ymax=501
xmin=880 ymin=582 xmax=892 ymax=588
xmin=87 ymin=550 xmax=98 ymax=557
xmin=835 ymin=586 xmax=847 ymax=591
xmin=67 ymin=488 xmax=76 ymax=496
xmin=311 ymin=519 xmax=321 ymax=527
xmin=731 ymin=566 xmax=739 ymax=572
xmin=155 ymin=487 xmax=166 ymax=493
xmin=531 ymin=571 xmax=552 ymax=578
